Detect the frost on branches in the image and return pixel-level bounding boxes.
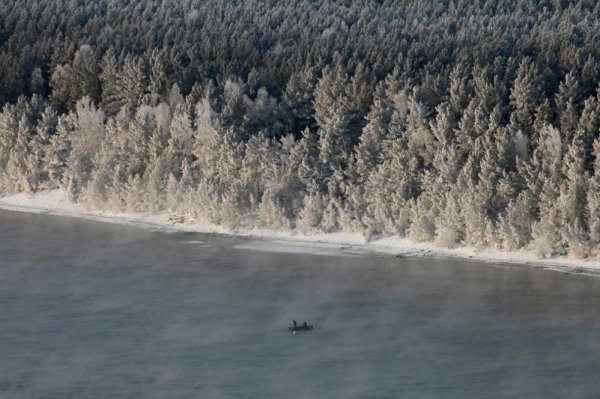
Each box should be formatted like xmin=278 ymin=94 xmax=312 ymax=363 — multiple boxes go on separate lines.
xmin=1 ymin=0 xmax=600 ymax=259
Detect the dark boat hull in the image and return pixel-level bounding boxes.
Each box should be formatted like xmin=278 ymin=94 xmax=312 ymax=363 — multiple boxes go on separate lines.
xmin=289 ymin=325 xmax=314 ymax=332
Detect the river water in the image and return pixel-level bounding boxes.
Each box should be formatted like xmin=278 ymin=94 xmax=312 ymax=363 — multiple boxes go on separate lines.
xmin=1 ymin=210 xmax=600 ymax=398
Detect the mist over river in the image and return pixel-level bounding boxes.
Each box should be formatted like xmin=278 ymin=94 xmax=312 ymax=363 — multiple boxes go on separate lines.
xmin=1 ymin=210 xmax=600 ymax=398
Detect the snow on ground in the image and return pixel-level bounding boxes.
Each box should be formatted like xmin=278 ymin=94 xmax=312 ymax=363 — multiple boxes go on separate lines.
xmin=1 ymin=190 xmax=599 ymax=275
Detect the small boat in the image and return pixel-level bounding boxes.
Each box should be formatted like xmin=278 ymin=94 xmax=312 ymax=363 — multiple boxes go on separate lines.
xmin=289 ymin=323 xmax=313 ymax=332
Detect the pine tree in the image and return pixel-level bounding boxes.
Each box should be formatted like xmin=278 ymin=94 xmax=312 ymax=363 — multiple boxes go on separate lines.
xmin=50 ymin=45 xmax=101 ymax=111
xmin=449 ymin=65 xmax=471 ymax=116
xmin=434 ymin=192 xmax=464 ymax=248
xmin=0 ymin=104 xmax=20 ymax=185
xmin=405 ymin=97 xmax=434 ymax=164
xmin=5 ymin=115 xmax=33 ymax=192
xmin=144 ymin=155 xmax=166 ymax=212
xmin=409 ymin=194 xmax=436 ymax=242
xmin=148 ymin=50 xmax=170 ymax=100
xmin=85 ymin=148 xmax=114 ymax=208
xmin=120 ymin=55 xmax=148 ymax=107
xmin=124 ymin=174 xmax=146 ymax=213
xmin=165 ymin=108 xmax=194 ymax=178
xmin=314 ymin=66 xmax=359 ymax=167
xmin=124 ymin=105 xmax=153 ymax=178
xmin=219 ymin=78 xmax=246 ymax=131
xmin=165 ymin=173 xmax=179 ymax=213
xmin=29 ymin=105 xmax=57 ymax=189
xmin=558 ymin=129 xmax=589 ymax=252
xmin=49 ymin=64 xmax=77 ymax=111
xmin=239 ymin=134 xmax=278 ymax=211
xmin=497 ymin=193 xmax=535 ymax=250
xmin=555 ymin=71 xmax=582 ymax=142
xmin=100 ymin=49 xmax=123 ymax=116
xmin=353 ymin=98 xmax=391 ymax=184
xmin=71 ymin=45 xmax=101 ymax=105
xmin=258 ymin=190 xmax=292 ymax=230
xmin=587 ymin=174 xmax=600 ymax=247
xmin=318 ymin=108 xmax=350 ymax=180
xmin=45 ymin=115 xmax=73 ymax=188
xmin=509 ymin=59 xmax=541 ymax=135
xmin=63 ymin=98 xmax=105 ymax=200
xmin=29 ymin=66 xmax=45 ymax=96
xmin=297 ymin=188 xmax=326 ymax=233
xmin=284 ymin=66 xmax=317 ymax=135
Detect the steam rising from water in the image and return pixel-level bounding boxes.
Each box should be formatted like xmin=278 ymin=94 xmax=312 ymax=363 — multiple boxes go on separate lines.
xmin=1 ymin=210 xmax=600 ymax=398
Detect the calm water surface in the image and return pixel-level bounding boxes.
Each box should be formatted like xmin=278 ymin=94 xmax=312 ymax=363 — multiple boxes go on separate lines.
xmin=1 ymin=210 xmax=600 ymax=398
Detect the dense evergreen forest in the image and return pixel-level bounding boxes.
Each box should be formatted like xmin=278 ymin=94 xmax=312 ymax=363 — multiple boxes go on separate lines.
xmin=2 ymin=0 xmax=600 ymax=258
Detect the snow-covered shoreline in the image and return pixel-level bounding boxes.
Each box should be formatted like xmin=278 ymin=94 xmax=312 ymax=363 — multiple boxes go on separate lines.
xmin=1 ymin=190 xmax=599 ymax=276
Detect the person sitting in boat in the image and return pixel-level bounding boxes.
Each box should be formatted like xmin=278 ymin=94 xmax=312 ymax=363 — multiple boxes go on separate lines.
xmin=302 ymin=321 xmax=307 ymax=327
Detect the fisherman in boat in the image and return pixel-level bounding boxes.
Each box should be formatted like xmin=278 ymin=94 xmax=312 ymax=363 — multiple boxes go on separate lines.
xmin=289 ymin=320 xmax=313 ymax=332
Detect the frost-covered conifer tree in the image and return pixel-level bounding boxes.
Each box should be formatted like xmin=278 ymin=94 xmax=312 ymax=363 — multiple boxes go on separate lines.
xmin=100 ymin=49 xmax=123 ymax=116
xmin=63 ymin=98 xmax=105 ymax=200
xmin=510 ymin=60 xmax=541 ymax=135
xmin=2 ymin=0 xmax=600 ymax=259
xmin=30 ymin=105 xmax=58 ymax=188
xmin=120 ymin=55 xmax=148 ymax=107
xmin=5 ymin=115 xmax=33 ymax=192
xmin=165 ymin=108 xmax=194 ymax=178
xmin=0 ymin=104 xmax=19 ymax=192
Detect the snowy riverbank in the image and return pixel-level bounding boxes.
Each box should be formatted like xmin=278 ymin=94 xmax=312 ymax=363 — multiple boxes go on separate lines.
xmin=1 ymin=190 xmax=599 ymax=275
